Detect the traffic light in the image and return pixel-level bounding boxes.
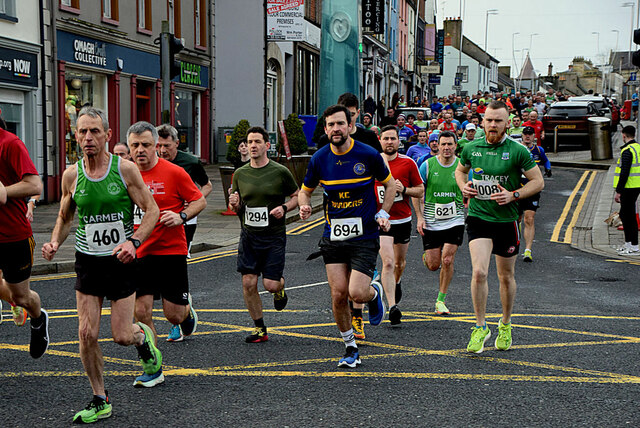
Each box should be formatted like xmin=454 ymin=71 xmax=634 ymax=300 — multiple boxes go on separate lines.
xmin=168 ymin=34 xmax=184 ymax=80
xmin=632 ymin=29 xmax=640 ymax=67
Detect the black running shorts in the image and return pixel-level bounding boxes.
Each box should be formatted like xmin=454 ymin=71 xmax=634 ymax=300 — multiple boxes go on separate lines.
xmin=74 ymin=251 xmax=136 ymax=301
xmin=237 ymin=229 xmax=286 ymax=281
xmin=518 ymin=192 xmax=541 ymax=213
xmin=379 ymin=221 xmax=412 ymax=244
xmin=0 ymin=236 xmax=35 ymax=283
xmin=319 ymin=237 xmax=379 ymax=278
xmin=465 ymin=216 xmax=520 ymax=258
xmin=135 ymin=255 xmax=189 ymax=305
xmin=421 ymin=225 xmax=465 ymax=250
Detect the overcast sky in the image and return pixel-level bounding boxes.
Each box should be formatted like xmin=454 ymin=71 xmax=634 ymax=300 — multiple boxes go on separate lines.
xmin=436 ymin=0 xmax=637 ymax=77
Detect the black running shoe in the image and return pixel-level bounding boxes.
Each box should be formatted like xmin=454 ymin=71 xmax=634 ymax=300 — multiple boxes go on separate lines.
xmin=273 ymin=281 xmax=288 ymax=311
xmin=30 ymin=309 xmax=49 ymax=358
xmin=395 ymin=281 xmax=403 ymax=304
xmin=246 ymin=327 xmax=268 ymax=343
xmin=389 ymin=305 xmax=402 ymax=327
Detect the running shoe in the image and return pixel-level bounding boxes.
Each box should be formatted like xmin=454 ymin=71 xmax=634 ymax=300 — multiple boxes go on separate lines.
xmin=29 ymin=309 xmax=49 ymax=359
xmin=522 ymin=249 xmax=533 ymax=263
xmin=467 ymin=326 xmax=492 ymax=354
xmin=435 ymin=300 xmax=450 ymax=315
xmin=367 ymin=279 xmax=386 ymax=326
xmin=615 ymin=242 xmax=631 ymax=252
xmin=73 ymin=393 xmax=112 ymax=424
xmin=12 ymin=305 xmax=27 ymax=326
xmin=495 ymin=319 xmax=513 ymax=351
xmin=166 ymin=324 xmax=184 ymax=342
xmin=245 ymin=326 xmax=268 ymax=343
xmin=337 ymin=346 xmax=361 ymax=368
xmin=395 ymin=281 xmax=403 ymax=304
xmin=133 ymin=368 xmax=165 ymax=388
xmin=422 ymin=251 xmax=429 ymax=267
xmin=180 ymin=293 xmax=198 ymax=336
xmin=388 ymin=305 xmax=402 ymax=327
xmin=136 ymin=322 xmax=162 ymax=375
xmin=618 ymin=247 xmax=640 ymax=256
xmin=352 ymin=316 xmax=366 ymax=340
xmin=273 ymin=281 xmax=288 ymax=311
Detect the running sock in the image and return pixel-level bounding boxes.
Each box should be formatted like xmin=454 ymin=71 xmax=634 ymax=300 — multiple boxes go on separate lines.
xmin=352 ymin=308 xmax=363 ymax=318
xmin=30 ymin=311 xmax=45 ymax=329
xmin=254 ymin=318 xmax=265 ymax=329
xmin=476 ymin=323 xmax=487 ymax=330
xmin=437 ymin=292 xmax=447 ymax=302
xmin=95 ymin=394 xmax=107 ymax=401
xmin=340 ymin=329 xmax=357 ymax=349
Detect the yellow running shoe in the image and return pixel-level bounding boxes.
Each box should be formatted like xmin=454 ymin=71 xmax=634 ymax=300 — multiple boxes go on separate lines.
xmin=435 ymin=300 xmax=450 ymax=315
xmin=352 ymin=316 xmax=365 ymax=340
xmin=12 ymin=305 xmax=27 ymax=326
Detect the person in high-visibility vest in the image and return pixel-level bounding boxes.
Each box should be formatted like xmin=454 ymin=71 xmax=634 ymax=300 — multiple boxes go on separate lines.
xmin=613 ymin=125 xmax=640 ymax=256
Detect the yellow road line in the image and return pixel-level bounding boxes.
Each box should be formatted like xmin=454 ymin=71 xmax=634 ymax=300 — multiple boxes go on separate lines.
xmin=606 ymin=258 xmax=640 ymax=266
xmin=287 ymin=217 xmax=321 ymax=234
xmin=563 ymin=170 xmax=598 ymax=244
xmin=550 ymin=170 xmax=590 ymax=243
xmin=287 ymin=217 xmax=325 ymax=235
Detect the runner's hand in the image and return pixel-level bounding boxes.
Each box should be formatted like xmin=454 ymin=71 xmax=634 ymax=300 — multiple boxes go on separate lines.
xmin=228 ymin=191 xmax=240 ymax=209
xmin=270 ymin=206 xmax=285 ymax=219
xmin=113 ymin=241 xmax=136 ymax=264
xmin=490 ymin=184 xmax=515 ymax=205
xmin=416 ymin=217 xmax=425 ymax=236
xmin=377 ymin=217 xmax=390 ymax=232
xmin=395 ymin=179 xmax=404 ymax=194
xmin=299 ymin=204 xmax=312 ymax=220
xmin=42 ymin=242 xmax=59 ymax=261
xmin=160 ymin=210 xmax=182 ymax=227
xmin=462 ymin=181 xmax=477 ymax=199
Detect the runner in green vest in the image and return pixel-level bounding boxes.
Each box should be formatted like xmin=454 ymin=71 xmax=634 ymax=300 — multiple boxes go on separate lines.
xmin=455 ymin=101 xmax=544 ymax=354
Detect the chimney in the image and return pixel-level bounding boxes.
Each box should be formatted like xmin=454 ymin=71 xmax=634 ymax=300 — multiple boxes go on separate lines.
xmin=443 ymin=17 xmax=462 ymax=49
xmin=548 ymin=62 xmax=553 ymax=76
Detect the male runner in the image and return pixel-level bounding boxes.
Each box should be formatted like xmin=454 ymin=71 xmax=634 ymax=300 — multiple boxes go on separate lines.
xmin=413 ymin=131 xmax=465 ymax=315
xmin=42 ymin=107 xmax=162 ymax=423
xmin=406 ymin=129 xmax=431 ymax=163
xmin=376 ymin=125 xmax=423 ymax=326
xmin=229 ymin=126 xmax=299 ymax=343
xmin=396 ymin=114 xmax=415 ymax=153
xmin=455 ymin=101 xmax=544 ymax=354
xmin=519 ymin=126 xmax=551 ymax=262
xmin=299 ymin=104 xmax=393 ymax=368
xmin=456 ymin=124 xmax=478 ymax=156
xmin=127 ymin=121 xmax=205 ymax=387
xmin=113 ymin=142 xmax=132 ymax=161
xmin=0 ymin=125 xmax=48 ymax=356
xmin=507 ymin=115 xmax=524 ymax=143
xmin=522 ymin=110 xmax=545 ymax=147
xmin=438 ymin=112 xmax=457 ymax=133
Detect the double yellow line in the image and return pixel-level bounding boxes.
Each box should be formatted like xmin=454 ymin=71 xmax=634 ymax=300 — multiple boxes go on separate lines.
xmin=550 ymin=170 xmax=598 ymax=244
xmin=287 ymin=217 xmax=325 ymax=235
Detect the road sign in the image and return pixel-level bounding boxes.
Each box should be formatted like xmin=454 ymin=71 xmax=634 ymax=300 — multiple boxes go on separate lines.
xmin=452 ymin=85 xmax=462 ymax=90
xmin=454 ymin=77 xmax=461 ymax=86
xmin=420 ymin=63 xmax=440 ymax=74
xmin=429 ymin=75 xmax=441 ymax=85
xmin=630 ymin=72 xmax=637 ymax=81
xmin=362 ymin=57 xmax=373 ymax=67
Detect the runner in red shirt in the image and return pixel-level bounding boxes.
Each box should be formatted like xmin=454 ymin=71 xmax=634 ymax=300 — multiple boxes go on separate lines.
xmin=0 ymin=126 xmax=49 ymax=358
xmin=522 ymin=110 xmax=545 ymax=146
xmin=127 ymin=121 xmax=206 ymax=388
xmin=438 ymin=112 xmax=457 ymax=132
xmin=375 ymin=125 xmax=424 ymax=326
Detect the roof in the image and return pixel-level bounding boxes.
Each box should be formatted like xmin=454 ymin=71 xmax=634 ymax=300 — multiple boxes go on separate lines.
xmin=609 ymin=51 xmax=635 ymax=70
xmin=551 ymin=101 xmax=592 ymax=107
xmin=517 ymin=53 xmax=536 ymax=80
xmin=569 ymin=95 xmax=605 ymax=102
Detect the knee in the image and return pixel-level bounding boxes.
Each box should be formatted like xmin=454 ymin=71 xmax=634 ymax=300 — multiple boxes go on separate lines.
xmin=262 ymin=278 xmax=281 ymax=293
xmin=165 ymin=309 xmax=185 ymax=325
xmin=78 ymin=324 xmax=99 ymax=347
xmin=395 ymin=259 xmax=406 ymax=272
xmin=331 ymin=288 xmax=349 ymax=305
xmin=242 ymin=278 xmax=258 ymax=294
xmin=424 ymin=252 xmax=440 ymax=271
xmin=134 ymin=301 xmax=153 ymax=325
xmin=472 ymin=268 xmax=488 ymax=283
xmin=442 ymin=255 xmax=454 ymax=268
xmin=381 ymin=255 xmax=394 ymax=271
xmin=112 ymin=331 xmax=132 ymax=346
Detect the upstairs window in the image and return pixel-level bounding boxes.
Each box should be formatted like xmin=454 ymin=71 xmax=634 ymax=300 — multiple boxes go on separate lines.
xmin=102 ymin=0 xmax=119 ymax=25
xmin=137 ymin=0 xmax=152 ymax=34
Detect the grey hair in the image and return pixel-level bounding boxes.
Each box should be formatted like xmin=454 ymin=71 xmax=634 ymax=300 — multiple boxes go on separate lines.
xmin=156 ymin=123 xmax=179 ymax=141
xmin=126 ymin=121 xmax=159 ymax=143
xmin=77 ymin=106 xmax=109 ymax=131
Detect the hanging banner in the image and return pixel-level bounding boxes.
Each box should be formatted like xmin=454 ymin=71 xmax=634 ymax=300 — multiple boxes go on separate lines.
xmin=267 ymin=0 xmax=305 ymax=41
xmin=278 ymin=120 xmax=292 ymax=160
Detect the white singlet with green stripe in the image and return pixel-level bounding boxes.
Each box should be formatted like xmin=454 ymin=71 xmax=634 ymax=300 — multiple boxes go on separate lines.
xmin=73 ymin=154 xmax=134 ymax=256
xmin=419 ymin=156 xmax=465 ymax=231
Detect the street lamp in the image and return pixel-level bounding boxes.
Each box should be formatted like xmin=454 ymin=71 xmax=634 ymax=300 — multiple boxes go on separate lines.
xmin=612 ymin=29 xmax=620 ymax=72
xmin=623 ymin=2 xmax=634 ymax=64
xmin=529 ymin=33 xmax=540 ymax=53
xmin=512 ymin=32 xmax=520 ymax=83
xmin=484 ymin=9 xmax=498 ymax=52
xmin=592 ymin=31 xmax=600 ymax=63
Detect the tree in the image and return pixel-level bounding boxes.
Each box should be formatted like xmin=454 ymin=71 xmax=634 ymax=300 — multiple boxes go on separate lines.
xmin=225 ymin=119 xmax=251 ymax=165
xmin=277 ymin=113 xmax=308 ymax=155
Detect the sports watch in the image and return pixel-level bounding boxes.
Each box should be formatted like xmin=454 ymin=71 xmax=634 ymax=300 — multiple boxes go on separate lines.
xmin=127 ymin=237 xmax=141 ymax=249
xmin=180 ymin=212 xmax=188 ymax=224
xmin=513 ymin=191 xmax=521 ymax=201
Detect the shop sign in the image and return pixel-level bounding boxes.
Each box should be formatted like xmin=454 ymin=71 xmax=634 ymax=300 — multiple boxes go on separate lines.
xmin=73 ymin=39 xmax=107 ymax=67
xmin=180 ymin=61 xmax=202 ymax=86
xmin=267 ymin=0 xmax=305 ymax=41
xmin=0 ymin=47 xmax=38 ymax=88
xmin=362 ymin=0 xmax=384 ymax=35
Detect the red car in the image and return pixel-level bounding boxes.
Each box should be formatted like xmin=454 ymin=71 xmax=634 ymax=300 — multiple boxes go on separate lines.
xmin=542 ymin=101 xmax=601 ymax=149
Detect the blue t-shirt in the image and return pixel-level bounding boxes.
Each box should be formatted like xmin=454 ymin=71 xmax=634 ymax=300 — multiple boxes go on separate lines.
xmin=398 ymin=126 xmax=415 ymax=143
xmin=302 ymin=139 xmax=392 ymax=241
xmin=633 ymin=93 xmax=639 ymax=107
xmin=406 ymin=143 xmax=431 ymax=164
xmin=430 ymin=102 xmax=443 ymax=114
xmin=416 ymin=152 xmax=436 ymax=168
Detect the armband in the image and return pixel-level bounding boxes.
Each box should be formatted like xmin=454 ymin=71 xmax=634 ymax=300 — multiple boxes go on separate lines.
xmin=375 ymin=209 xmax=390 ymax=220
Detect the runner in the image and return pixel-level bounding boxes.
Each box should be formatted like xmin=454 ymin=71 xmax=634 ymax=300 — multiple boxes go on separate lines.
xmin=507 ymin=115 xmax=524 ymax=143
xmin=127 ymin=121 xmax=205 ymax=387
xmin=456 ymin=124 xmax=479 ymax=156
xmin=299 ymin=104 xmax=393 ymax=368
xmin=455 ymin=101 xmax=544 ymax=354
xmin=376 ymin=125 xmax=424 ymax=326
xmin=396 ymin=114 xmax=415 ymax=153
xmin=229 ymin=126 xmax=299 ymax=343
xmin=438 ymin=112 xmax=457 ymax=133
xmin=42 ymin=107 xmax=162 ymax=423
xmin=112 ymin=142 xmax=132 ymax=161
xmin=519 ymin=126 xmax=552 ymax=262
xmin=0 ymin=124 xmax=48 ymax=356
xmin=412 ymin=131 xmax=465 ymax=315
xmin=406 ymin=129 xmax=431 ymax=163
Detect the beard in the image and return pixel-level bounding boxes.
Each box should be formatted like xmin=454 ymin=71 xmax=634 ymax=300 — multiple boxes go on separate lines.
xmin=486 ymin=128 xmax=506 ymax=144
xmin=329 ymin=134 xmax=348 ymax=147
xmin=384 ymin=147 xmax=398 ymax=155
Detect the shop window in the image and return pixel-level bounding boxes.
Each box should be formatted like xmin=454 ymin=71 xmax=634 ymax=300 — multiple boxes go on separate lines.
xmin=0 ymin=0 xmax=17 ymax=22
xmin=136 ymin=80 xmax=153 ymax=123
xmin=137 ymin=0 xmax=152 ymax=34
xmin=194 ymin=0 xmax=207 ymax=49
xmin=64 ymin=71 xmax=108 ymax=165
xmin=297 ymin=48 xmax=318 ymax=115
xmin=102 ymin=0 xmax=119 ymax=25
xmin=168 ymin=0 xmax=181 ymax=38
xmin=60 ymin=0 xmax=80 ymax=13
xmin=175 ymin=89 xmax=198 ymax=154
xmin=0 ymin=102 xmax=22 ymax=139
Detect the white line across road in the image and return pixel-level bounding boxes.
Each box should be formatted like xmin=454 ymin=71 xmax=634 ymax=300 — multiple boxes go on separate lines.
xmin=258 ymin=281 xmax=328 ymax=295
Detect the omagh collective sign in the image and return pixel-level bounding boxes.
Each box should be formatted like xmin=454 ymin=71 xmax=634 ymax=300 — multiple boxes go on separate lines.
xmin=267 ymin=0 xmax=305 ymax=41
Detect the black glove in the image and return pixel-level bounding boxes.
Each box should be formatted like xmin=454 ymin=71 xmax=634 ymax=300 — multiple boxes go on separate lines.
xmin=545 ymin=169 xmax=552 ymax=178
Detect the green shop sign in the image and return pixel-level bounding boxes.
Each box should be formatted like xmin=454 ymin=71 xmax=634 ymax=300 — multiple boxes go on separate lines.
xmin=179 ymin=61 xmax=202 ymax=85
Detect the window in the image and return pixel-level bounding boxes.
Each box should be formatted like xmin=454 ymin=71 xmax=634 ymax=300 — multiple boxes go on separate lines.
xmin=194 ymin=0 xmax=207 ymax=48
xmin=102 ymin=0 xmax=119 ymax=24
xmin=60 ymin=0 xmax=80 ymax=13
xmin=168 ymin=0 xmax=181 ymax=37
xmin=297 ymin=48 xmax=319 ymax=115
xmin=137 ymin=0 xmax=152 ymax=34
xmin=459 ymin=65 xmax=469 ymax=83
xmin=0 ymin=0 xmax=17 ymax=22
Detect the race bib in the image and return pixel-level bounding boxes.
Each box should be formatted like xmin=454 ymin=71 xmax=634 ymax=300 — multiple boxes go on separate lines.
xmin=435 ymin=202 xmax=457 ymax=220
xmin=377 ymin=185 xmax=403 ymax=204
xmin=86 ymin=221 xmax=126 ymax=253
xmin=245 ymin=206 xmax=269 ymax=227
xmin=133 ymin=204 xmax=144 ymax=226
xmin=472 ymin=178 xmax=500 ymax=201
xmin=330 ymin=217 xmax=363 ymax=242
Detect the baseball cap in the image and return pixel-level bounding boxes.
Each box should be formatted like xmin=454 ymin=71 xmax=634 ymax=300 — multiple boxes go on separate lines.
xmin=522 ymin=126 xmax=535 ymax=134
xmin=465 ymin=123 xmax=476 ymax=130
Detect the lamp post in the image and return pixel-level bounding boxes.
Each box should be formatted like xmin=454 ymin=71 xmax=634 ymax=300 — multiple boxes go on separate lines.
xmin=484 ymin=9 xmax=498 ymax=52
xmin=592 ymin=31 xmax=600 ymax=63
xmin=623 ymin=2 xmax=634 ymax=65
xmin=612 ymin=29 xmax=620 ymax=73
xmin=512 ymin=32 xmax=520 ymax=84
xmin=529 ymin=33 xmax=539 ymax=53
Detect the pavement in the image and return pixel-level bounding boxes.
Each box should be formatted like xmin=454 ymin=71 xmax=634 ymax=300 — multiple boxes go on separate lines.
xmin=27 ymin=124 xmax=636 ymax=275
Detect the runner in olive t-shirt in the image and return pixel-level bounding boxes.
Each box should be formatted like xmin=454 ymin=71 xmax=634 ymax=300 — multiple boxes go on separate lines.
xmin=455 ymin=101 xmax=544 ymax=355
xmin=229 ymin=126 xmax=299 ymax=343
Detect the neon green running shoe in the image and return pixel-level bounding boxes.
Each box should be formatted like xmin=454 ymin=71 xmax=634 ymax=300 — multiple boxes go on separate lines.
xmin=135 ymin=322 xmax=162 ymax=375
xmin=467 ymin=326 xmax=491 ymax=354
xmin=495 ymin=319 xmax=513 ymax=351
xmin=435 ymin=300 xmax=450 ymax=315
xmin=73 ymin=394 xmax=112 ymax=424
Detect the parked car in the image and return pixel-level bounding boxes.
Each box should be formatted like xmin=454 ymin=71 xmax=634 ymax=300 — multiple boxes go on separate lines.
xmin=542 ymin=101 xmax=601 ymax=149
xmin=568 ymin=95 xmax=619 ymax=128
xmin=396 ymin=106 xmax=432 ymax=122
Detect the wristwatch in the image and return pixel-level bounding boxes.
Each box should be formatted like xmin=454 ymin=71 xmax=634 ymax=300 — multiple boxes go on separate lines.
xmin=513 ymin=191 xmax=521 ymax=201
xmin=180 ymin=212 xmax=188 ymax=224
xmin=127 ymin=237 xmax=141 ymax=249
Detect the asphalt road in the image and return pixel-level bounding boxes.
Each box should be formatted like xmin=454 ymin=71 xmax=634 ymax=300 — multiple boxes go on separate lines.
xmin=1 ymin=167 xmax=639 ymax=427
